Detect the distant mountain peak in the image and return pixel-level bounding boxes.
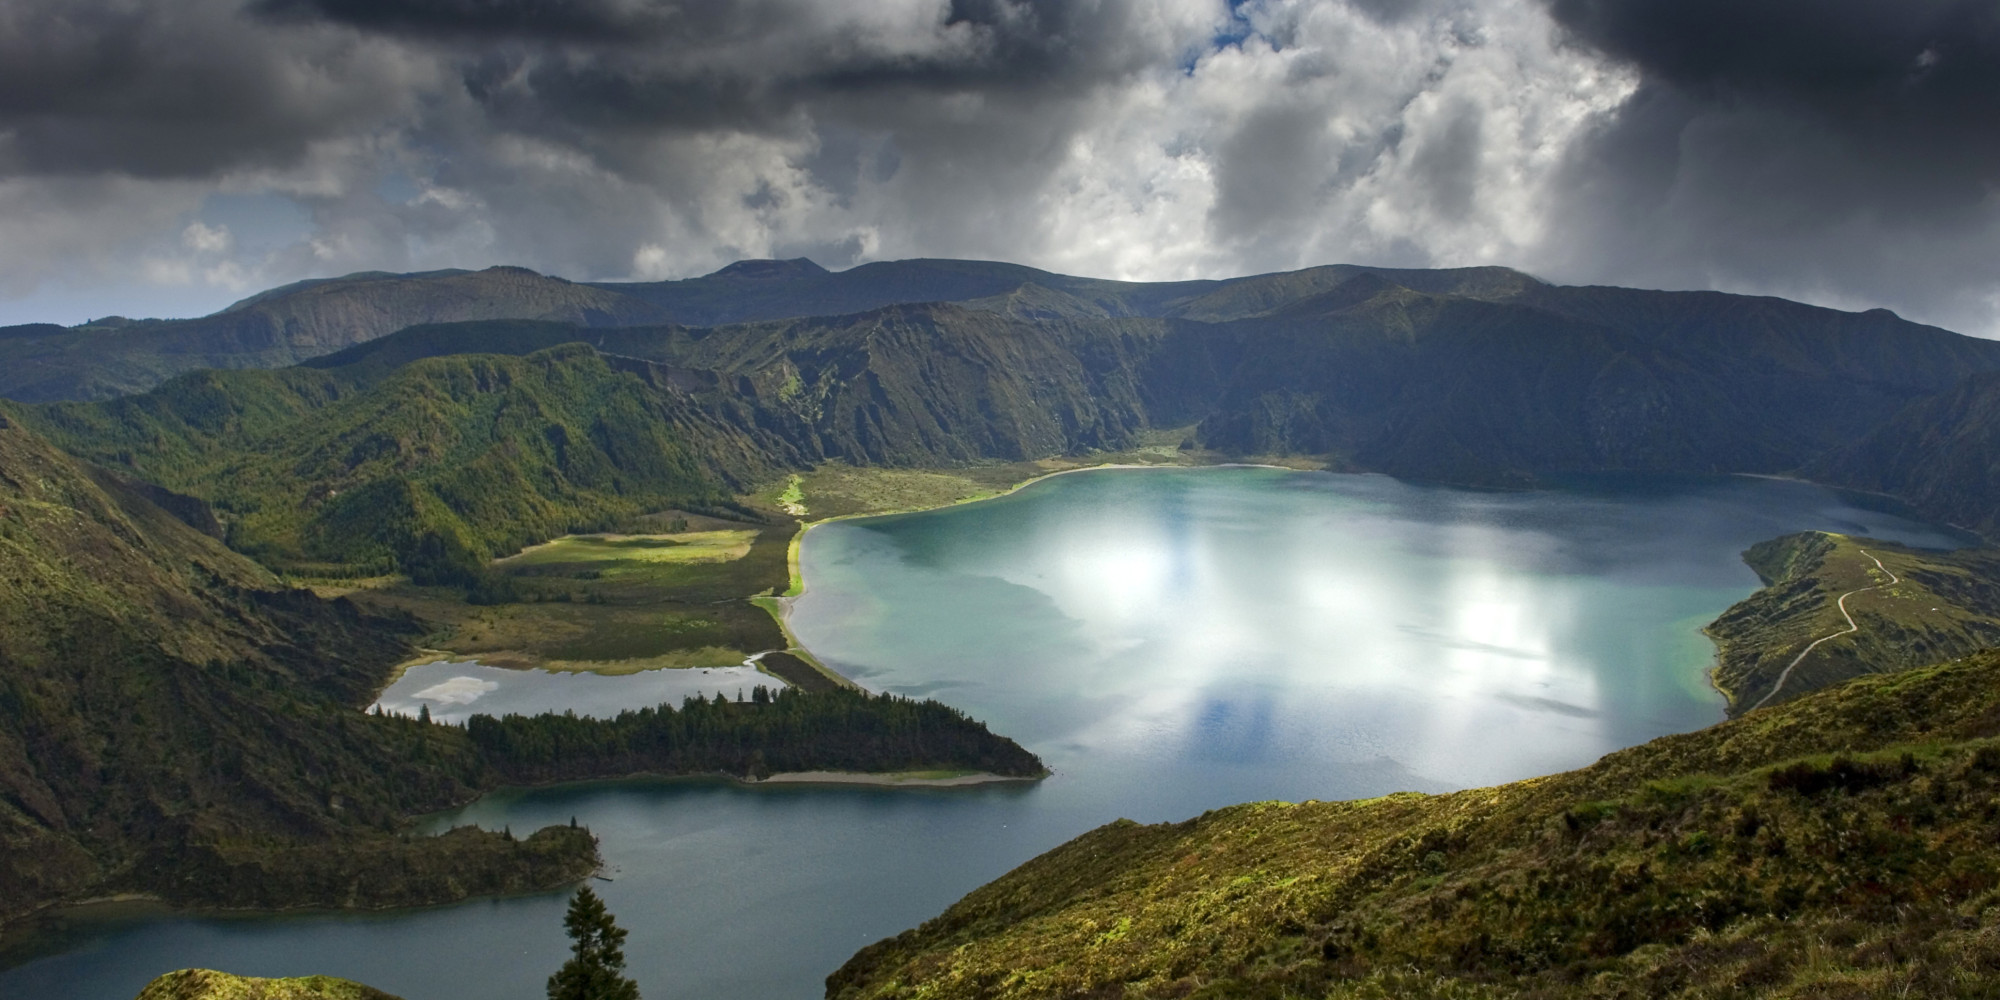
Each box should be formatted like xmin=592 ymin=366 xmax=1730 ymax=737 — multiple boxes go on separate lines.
xmin=478 ymin=264 xmax=556 ymax=280
xmin=706 ymin=258 xmax=830 ymax=281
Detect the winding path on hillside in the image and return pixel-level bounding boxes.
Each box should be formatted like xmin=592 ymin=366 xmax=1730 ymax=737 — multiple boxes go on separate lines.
xmin=1749 ymin=549 xmax=1899 ymax=712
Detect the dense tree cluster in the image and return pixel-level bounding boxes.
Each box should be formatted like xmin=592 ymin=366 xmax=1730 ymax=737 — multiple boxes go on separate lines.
xmin=468 ymin=686 xmax=1045 ymax=784
xmin=548 ymin=886 xmax=641 ymax=1000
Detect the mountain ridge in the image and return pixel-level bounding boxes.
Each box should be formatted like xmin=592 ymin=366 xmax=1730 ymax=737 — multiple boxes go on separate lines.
xmin=15 ymin=262 xmax=1997 ymax=590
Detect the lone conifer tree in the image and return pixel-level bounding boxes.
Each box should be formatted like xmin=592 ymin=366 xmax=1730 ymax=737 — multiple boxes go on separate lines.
xmin=548 ymin=886 xmax=641 ymax=1000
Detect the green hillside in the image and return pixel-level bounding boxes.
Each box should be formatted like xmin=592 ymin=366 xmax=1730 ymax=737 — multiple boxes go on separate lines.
xmin=1810 ymin=371 xmax=2000 ymax=540
xmin=829 ymin=649 xmax=2000 ymax=1000
xmin=6 ymin=306 xmax=1163 ymax=578
xmin=0 ymin=416 xmax=1040 ymax=931
xmin=0 ymin=415 xmax=597 ymax=927
xmin=151 ymin=266 xmax=2000 ymax=496
xmin=1708 ymin=532 xmax=2000 ymax=713
xmin=135 ymin=969 xmax=402 ymax=1000
xmin=12 ymin=259 xmax=2000 ymax=522
xmin=11 ymin=343 xmax=785 ymax=579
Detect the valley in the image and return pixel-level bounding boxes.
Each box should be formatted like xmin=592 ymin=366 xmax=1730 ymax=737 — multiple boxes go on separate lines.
xmin=8 ymin=464 xmax=1977 ymax=1000
xmin=4 ymin=258 xmax=2000 ymax=998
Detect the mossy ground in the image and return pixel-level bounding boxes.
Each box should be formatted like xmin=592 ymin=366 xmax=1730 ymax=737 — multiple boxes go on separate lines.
xmin=136 ymin=968 xmax=404 ymax=1000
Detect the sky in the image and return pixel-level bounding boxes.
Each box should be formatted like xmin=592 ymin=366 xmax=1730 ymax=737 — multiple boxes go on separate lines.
xmin=3 ymin=0 xmax=1997 ymax=334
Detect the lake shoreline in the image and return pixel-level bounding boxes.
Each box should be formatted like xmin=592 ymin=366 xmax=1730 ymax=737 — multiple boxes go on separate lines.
xmin=761 ymin=459 xmax=1320 ymax=683
xmin=754 ymin=770 xmax=1042 ymax=787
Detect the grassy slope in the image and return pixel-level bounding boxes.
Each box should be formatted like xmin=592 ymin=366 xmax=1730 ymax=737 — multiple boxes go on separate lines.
xmin=1809 ymin=371 xmax=2000 ymax=541
xmin=135 ymin=968 xmax=403 ymax=1000
xmin=1708 ymin=532 xmax=2000 ymax=713
xmin=0 ymin=415 xmax=1041 ymax=932
xmin=9 ymin=344 xmax=781 ymax=577
xmin=352 ymin=509 xmax=796 ymax=673
xmin=0 ymin=416 xmax=599 ymax=928
xmin=830 ymin=651 xmax=2000 ymax=1000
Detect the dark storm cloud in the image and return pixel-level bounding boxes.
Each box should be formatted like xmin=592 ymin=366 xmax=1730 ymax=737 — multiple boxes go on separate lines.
xmin=1533 ymin=0 xmax=2000 ymax=328
xmin=251 ymin=0 xmax=693 ymax=43
xmin=8 ymin=0 xmax=2000 ymax=336
xmin=245 ymin=0 xmax=1188 ymax=180
xmin=1547 ymin=0 xmax=1999 ymax=103
xmin=258 ymin=0 xmax=1169 ymax=91
xmin=1545 ymin=0 xmax=2000 ymax=217
xmin=0 ymin=0 xmax=421 ymax=179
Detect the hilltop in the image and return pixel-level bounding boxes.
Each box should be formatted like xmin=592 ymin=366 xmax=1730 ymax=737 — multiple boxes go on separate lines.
xmin=0 ymin=267 xmax=672 ymax=403
xmin=135 ymin=969 xmax=401 ymax=1000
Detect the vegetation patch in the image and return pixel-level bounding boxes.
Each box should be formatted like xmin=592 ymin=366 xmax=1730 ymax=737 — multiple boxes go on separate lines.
xmin=1707 ymin=531 xmax=2000 ymax=712
xmin=496 ymin=530 xmax=758 ymax=571
xmin=766 ymin=431 xmax=1216 ymax=524
xmin=469 ymin=686 xmax=1047 ymax=785
xmin=345 ymin=513 xmax=793 ymax=675
xmin=136 ymin=968 xmax=404 ymax=1000
xmin=829 ymin=650 xmax=2000 ymax=1000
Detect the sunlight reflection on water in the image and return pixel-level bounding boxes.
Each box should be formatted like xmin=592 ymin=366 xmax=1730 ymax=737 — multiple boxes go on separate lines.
xmin=5 ymin=468 xmax=1970 ymax=1000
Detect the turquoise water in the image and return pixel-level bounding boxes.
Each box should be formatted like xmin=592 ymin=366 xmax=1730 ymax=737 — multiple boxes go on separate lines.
xmin=3 ymin=469 xmax=1966 ymax=1000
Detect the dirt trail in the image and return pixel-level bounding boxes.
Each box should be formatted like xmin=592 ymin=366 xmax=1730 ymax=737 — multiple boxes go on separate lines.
xmin=1749 ymin=549 xmax=1898 ymax=712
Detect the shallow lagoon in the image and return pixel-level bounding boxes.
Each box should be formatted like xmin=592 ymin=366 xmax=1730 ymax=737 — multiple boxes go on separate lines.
xmin=372 ymin=660 xmax=785 ymax=724
xmin=2 ymin=468 xmax=1966 ymax=1000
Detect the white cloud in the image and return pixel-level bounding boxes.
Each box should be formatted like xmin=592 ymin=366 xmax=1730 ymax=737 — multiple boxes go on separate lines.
xmin=181 ymin=221 xmax=234 ymax=254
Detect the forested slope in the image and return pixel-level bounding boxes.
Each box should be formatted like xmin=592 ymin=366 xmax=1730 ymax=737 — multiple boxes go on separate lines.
xmin=0 ymin=415 xmax=1041 ymax=929
xmin=0 ymin=415 xmax=595 ymax=925
xmin=10 ymin=344 xmax=791 ymax=578
xmin=1810 ymin=371 xmax=2000 ymax=540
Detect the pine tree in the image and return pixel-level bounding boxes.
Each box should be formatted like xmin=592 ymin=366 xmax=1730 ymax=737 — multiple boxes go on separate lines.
xmin=547 ymin=886 xmax=641 ymax=1000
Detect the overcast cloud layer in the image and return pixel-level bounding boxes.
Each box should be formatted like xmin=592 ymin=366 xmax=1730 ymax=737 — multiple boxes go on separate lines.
xmin=2 ymin=0 xmax=1996 ymax=334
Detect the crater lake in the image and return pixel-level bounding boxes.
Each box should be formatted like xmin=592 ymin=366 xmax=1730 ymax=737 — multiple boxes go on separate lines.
xmin=1 ymin=467 xmax=1966 ymax=1000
